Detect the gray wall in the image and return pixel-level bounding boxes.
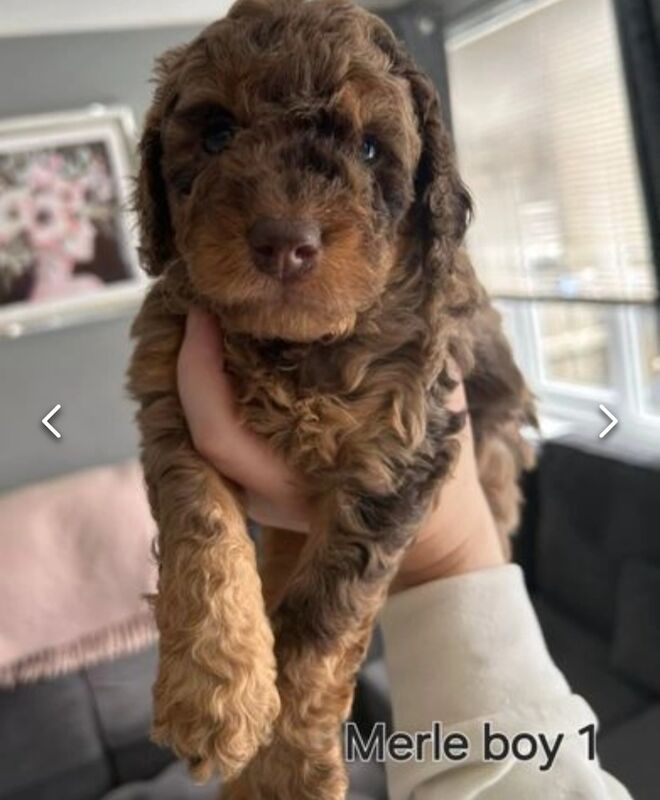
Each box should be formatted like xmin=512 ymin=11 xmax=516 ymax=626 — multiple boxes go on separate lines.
xmin=0 ymin=313 xmax=138 ymax=493
xmin=0 ymin=25 xmax=202 ymax=493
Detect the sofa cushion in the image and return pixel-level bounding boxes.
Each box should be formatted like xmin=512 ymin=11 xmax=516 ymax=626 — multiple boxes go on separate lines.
xmin=533 ymin=597 xmax=651 ymax=731
xmin=535 ymin=442 xmax=660 ymax=637
xmin=0 ymin=647 xmax=173 ymax=800
xmin=103 ymin=760 xmax=219 ymax=800
xmin=612 ymin=559 xmax=660 ymax=695
xmin=0 ymin=672 xmax=112 ymax=800
xmin=86 ymin=647 xmax=174 ymax=784
xmin=604 ymin=462 xmax=660 ymax=560
xmin=599 ymin=705 xmax=660 ymax=800
xmin=535 ymin=443 xmax=619 ymax=636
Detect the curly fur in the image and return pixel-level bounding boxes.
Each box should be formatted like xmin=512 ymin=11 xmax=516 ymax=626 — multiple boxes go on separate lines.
xmin=127 ymin=0 xmax=536 ymax=796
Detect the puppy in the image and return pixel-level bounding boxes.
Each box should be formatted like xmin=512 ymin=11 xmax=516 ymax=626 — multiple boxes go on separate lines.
xmin=127 ymin=0 xmax=536 ymax=797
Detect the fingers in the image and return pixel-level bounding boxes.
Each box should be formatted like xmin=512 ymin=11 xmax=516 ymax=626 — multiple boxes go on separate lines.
xmin=177 ymin=308 xmax=309 ymax=525
xmin=178 ymin=308 xmax=278 ymax=480
xmin=177 ymin=308 xmax=235 ymax=433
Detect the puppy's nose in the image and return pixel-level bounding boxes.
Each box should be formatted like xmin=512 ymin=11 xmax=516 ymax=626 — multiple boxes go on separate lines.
xmin=248 ymin=218 xmax=321 ymax=281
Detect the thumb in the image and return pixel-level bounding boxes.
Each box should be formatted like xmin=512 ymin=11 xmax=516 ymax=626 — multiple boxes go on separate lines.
xmin=177 ymin=308 xmax=302 ymax=502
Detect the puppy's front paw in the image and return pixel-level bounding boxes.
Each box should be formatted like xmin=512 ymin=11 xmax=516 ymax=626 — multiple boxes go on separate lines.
xmin=151 ymin=650 xmax=280 ymax=782
xmin=224 ymin=729 xmax=347 ymax=800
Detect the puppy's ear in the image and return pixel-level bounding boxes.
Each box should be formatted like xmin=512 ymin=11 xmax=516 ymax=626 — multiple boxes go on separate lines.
xmin=134 ymin=46 xmax=186 ymax=277
xmin=406 ymin=70 xmax=473 ymax=250
xmin=135 ymin=117 xmax=173 ymax=276
xmin=371 ymin=22 xmax=476 ymax=309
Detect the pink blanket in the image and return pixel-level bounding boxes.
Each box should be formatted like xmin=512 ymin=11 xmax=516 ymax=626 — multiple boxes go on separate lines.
xmin=0 ymin=461 xmax=158 ymax=687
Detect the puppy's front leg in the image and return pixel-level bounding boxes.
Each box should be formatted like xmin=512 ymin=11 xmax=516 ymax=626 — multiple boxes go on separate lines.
xmin=227 ymin=418 xmax=460 ymax=800
xmin=226 ymin=498 xmax=410 ymax=800
xmin=128 ymin=285 xmax=279 ymax=782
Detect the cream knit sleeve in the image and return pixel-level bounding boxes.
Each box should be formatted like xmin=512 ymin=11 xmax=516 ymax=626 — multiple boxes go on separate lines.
xmin=377 ymin=565 xmax=632 ymax=800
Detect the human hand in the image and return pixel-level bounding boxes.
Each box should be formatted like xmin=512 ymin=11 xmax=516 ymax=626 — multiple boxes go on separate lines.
xmin=177 ymin=309 xmax=504 ymax=592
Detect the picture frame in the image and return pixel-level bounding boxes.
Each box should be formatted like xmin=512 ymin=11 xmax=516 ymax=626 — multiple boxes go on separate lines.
xmin=0 ymin=105 xmax=144 ymax=338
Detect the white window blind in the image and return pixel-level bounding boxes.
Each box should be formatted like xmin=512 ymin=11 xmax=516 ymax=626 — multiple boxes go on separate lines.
xmin=446 ymin=0 xmax=656 ymax=302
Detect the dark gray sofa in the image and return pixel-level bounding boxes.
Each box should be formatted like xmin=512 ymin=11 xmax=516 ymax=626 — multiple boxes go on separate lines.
xmin=517 ymin=440 xmax=660 ymax=800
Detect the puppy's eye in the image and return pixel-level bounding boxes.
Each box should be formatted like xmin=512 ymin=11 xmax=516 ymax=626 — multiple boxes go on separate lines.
xmin=202 ymin=120 xmax=235 ymax=155
xmin=360 ymin=135 xmax=379 ymax=164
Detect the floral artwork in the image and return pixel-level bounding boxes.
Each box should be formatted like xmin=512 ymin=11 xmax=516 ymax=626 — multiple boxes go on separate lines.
xmin=0 ymin=142 xmax=134 ymax=308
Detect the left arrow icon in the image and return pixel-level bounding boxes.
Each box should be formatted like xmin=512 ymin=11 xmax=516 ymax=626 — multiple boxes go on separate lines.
xmin=42 ymin=404 xmax=62 ymax=439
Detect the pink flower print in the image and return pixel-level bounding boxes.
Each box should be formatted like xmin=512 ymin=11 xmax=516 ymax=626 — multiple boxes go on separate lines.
xmin=26 ymin=158 xmax=59 ymax=190
xmin=63 ymin=214 xmax=95 ymax=262
xmin=29 ymin=249 xmax=102 ymax=302
xmin=27 ymin=189 xmax=70 ymax=250
xmin=52 ymin=176 xmax=85 ymax=213
xmin=0 ymin=188 xmax=31 ymax=245
xmin=45 ymin=152 xmax=64 ymax=174
xmin=29 ymin=250 xmax=75 ymax=301
xmin=82 ymin=158 xmax=114 ymax=204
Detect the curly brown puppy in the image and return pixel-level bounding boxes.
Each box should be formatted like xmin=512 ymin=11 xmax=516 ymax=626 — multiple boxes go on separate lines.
xmin=127 ymin=0 xmax=536 ymax=797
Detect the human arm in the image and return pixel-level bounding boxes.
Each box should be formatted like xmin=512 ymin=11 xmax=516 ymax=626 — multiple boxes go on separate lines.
xmin=380 ymin=566 xmax=631 ymax=799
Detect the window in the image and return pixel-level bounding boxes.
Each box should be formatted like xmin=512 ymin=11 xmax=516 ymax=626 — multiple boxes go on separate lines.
xmin=446 ymin=0 xmax=655 ymax=302
xmin=535 ymin=303 xmax=613 ymax=388
xmin=445 ymin=0 xmax=660 ymax=437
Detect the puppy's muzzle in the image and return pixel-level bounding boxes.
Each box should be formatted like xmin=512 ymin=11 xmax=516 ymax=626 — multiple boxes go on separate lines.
xmin=248 ymin=217 xmax=321 ymax=282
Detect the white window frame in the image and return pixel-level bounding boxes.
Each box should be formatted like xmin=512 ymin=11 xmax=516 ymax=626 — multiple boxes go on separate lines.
xmin=497 ymin=298 xmax=660 ymax=447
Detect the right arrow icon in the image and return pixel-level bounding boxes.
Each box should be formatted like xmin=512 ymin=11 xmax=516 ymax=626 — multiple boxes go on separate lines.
xmin=598 ymin=404 xmax=618 ymax=439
